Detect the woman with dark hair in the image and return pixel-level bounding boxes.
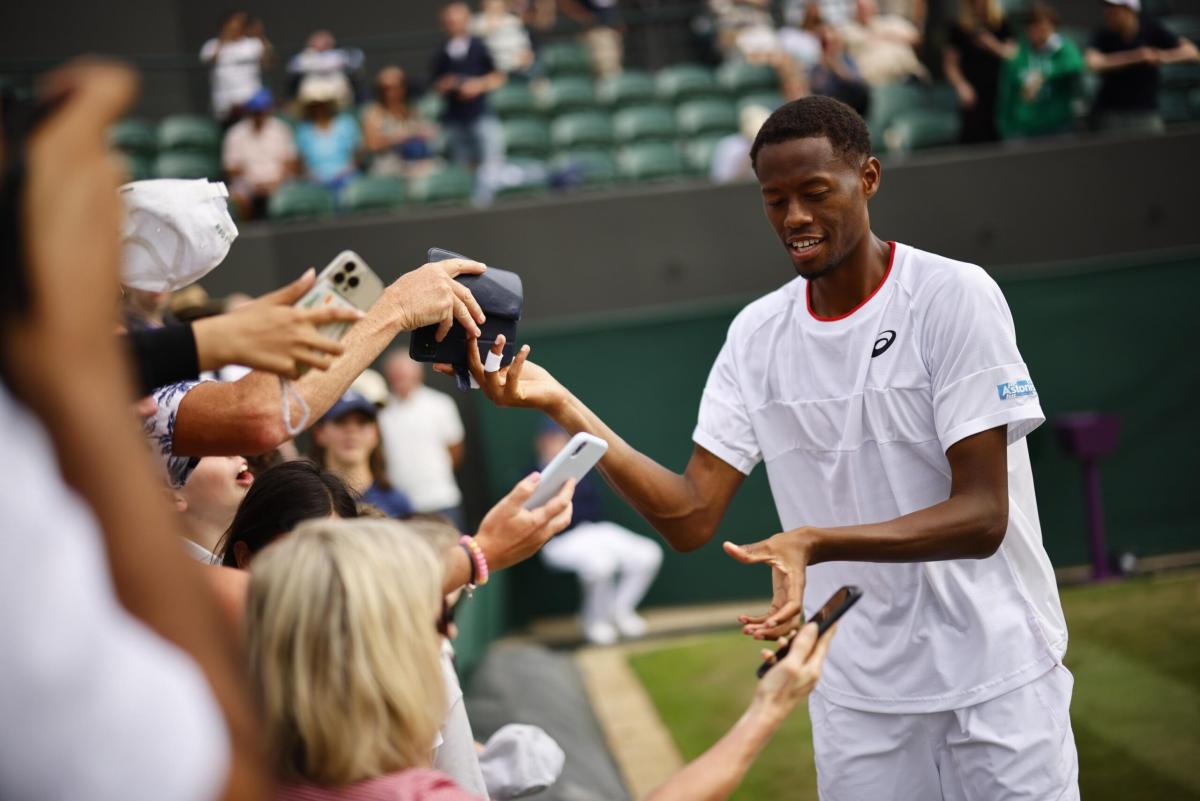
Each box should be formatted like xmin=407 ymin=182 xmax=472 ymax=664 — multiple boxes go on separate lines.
xmin=360 ymin=65 xmax=439 ymax=177
xmin=219 ymin=459 xmax=358 ymax=568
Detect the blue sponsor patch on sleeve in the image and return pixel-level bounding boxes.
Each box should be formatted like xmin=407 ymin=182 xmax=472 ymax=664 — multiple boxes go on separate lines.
xmin=997 ymin=379 xmax=1037 ymax=401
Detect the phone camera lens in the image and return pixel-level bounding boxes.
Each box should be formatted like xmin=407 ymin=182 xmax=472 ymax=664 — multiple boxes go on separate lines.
xmin=333 ymin=273 xmax=345 ymax=284
xmin=347 ymin=276 xmax=360 ymax=288
xmin=345 ymin=262 xmax=357 ymax=272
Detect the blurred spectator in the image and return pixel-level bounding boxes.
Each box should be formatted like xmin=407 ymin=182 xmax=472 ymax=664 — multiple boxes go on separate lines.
xmin=710 ymin=0 xmax=778 ymax=61
xmin=287 ymin=29 xmax=364 ymax=103
xmin=362 ymin=66 xmax=439 ymax=178
xmin=534 ymin=424 xmax=663 ymax=646
xmin=712 ymin=103 xmax=772 ymax=183
xmin=997 ymin=3 xmax=1084 ymax=139
xmin=786 ymin=0 xmax=856 ymax=30
xmin=173 ymin=456 xmax=256 ymax=563
xmin=309 ymin=391 xmax=415 ymax=519
xmin=810 ymin=25 xmax=871 ymax=114
xmin=839 ymin=0 xmax=928 ymax=87
xmin=474 ymin=0 xmax=537 ymax=76
xmin=380 ymin=350 xmax=466 ymax=528
xmin=295 ymin=73 xmax=362 ymax=192
xmin=559 ymin=0 xmax=625 ymax=76
xmin=780 ymin=2 xmax=826 ymax=70
xmin=199 ymin=11 xmax=273 ymax=124
xmin=432 ymin=2 xmax=507 ymax=202
xmin=945 ymin=0 xmax=1016 ymax=143
xmin=222 ymin=88 xmax=298 ymax=220
xmin=1085 ymin=0 xmax=1199 ymax=133
xmin=123 ymin=287 xmax=171 ymax=330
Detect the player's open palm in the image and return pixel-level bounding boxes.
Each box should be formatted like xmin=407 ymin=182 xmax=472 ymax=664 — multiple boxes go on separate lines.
xmin=443 ymin=335 xmax=569 ymax=412
xmin=724 ymin=533 xmax=810 ymax=640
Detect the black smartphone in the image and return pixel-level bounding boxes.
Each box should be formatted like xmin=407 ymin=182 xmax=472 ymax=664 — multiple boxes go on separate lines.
xmin=756 ymin=585 xmax=862 ymax=679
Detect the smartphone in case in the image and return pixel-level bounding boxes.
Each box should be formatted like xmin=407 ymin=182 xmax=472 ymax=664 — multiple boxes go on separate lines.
xmin=524 ymin=432 xmax=609 ymax=510
xmin=756 ymin=585 xmax=862 ymax=679
xmin=295 ymin=250 xmax=384 ymax=344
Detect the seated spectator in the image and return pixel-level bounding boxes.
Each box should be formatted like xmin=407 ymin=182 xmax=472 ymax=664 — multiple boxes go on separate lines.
xmin=533 ymin=423 xmax=663 ymax=645
xmin=839 ymin=0 xmax=928 ymax=86
xmin=287 ymin=29 xmax=364 ymax=104
xmin=432 ymin=1 xmax=506 ymax=190
xmin=710 ymin=0 xmax=779 ymax=61
xmin=173 ymin=455 xmax=257 ymax=563
xmin=945 ymin=0 xmax=1016 ymax=143
xmin=559 ymin=0 xmax=625 ymax=77
xmin=309 ymin=390 xmax=414 ymax=519
xmin=809 ymin=25 xmax=871 ymax=115
xmin=711 ymin=103 xmax=772 ymax=183
xmin=779 ymin=1 xmax=826 ymax=70
xmin=361 ymin=66 xmax=439 ymax=178
xmin=997 ymin=3 xmax=1084 ymax=139
xmin=222 ymin=88 xmax=298 ymax=220
xmin=1085 ymin=0 xmax=1199 ymax=132
xmin=199 ymin=11 xmax=272 ymax=125
xmin=295 ymin=73 xmax=362 ymax=192
xmin=474 ymin=0 xmax=536 ymax=76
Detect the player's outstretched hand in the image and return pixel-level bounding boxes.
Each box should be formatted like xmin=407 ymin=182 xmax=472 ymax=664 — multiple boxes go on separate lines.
xmin=388 ymin=258 xmax=487 ymax=341
xmin=724 ymin=533 xmax=811 ymax=640
xmin=435 ymin=334 xmax=570 ymax=412
xmin=753 ymin=622 xmax=835 ymax=717
xmin=192 ymin=269 xmax=364 ymax=378
xmin=474 ymin=471 xmax=576 ymax=571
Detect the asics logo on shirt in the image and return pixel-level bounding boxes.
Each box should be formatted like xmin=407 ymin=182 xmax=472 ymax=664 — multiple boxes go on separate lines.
xmin=871 ymin=330 xmax=897 ymax=358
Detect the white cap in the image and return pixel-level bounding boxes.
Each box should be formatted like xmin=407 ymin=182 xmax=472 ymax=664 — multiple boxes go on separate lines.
xmin=297 ymin=73 xmax=352 ymax=107
xmin=1102 ymin=0 xmax=1140 ymax=11
xmin=478 ymin=724 xmax=565 ymax=800
xmin=119 ymin=179 xmax=238 ymax=292
xmin=351 ymin=369 xmax=390 ymax=407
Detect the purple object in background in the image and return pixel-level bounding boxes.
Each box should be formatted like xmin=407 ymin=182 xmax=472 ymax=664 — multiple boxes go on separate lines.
xmin=1053 ymin=413 xmax=1122 ymax=581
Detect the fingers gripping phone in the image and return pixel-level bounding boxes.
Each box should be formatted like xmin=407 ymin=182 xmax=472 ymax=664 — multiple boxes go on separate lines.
xmin=295 ymin=250 xmax=384 ymax=344
xmin=524 ymin=432 xmax=608 ymax=510
xmin=756 ymin=585 xmax=862 ymax=679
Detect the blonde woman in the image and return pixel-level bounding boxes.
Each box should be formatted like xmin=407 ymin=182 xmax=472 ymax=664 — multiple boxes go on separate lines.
xmin=945 ymin=0 xmax=1017 ymax=142
xmin=246 ymin=519 xmax=835 ymax=801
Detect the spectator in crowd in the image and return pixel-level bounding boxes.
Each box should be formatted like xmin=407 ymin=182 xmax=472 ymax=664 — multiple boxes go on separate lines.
xmin=997 ymin=3 xmax=1084 ymax=139
xmin=839 ymin=0 xmax=928 ymax=87
xmin=380 ymin=350 xmax=467 ymax=527
xmin=709 ymin=0 xmax=779 ymax=61
xmin=779 ymin=1 xmax=826 ymax=70
xmin=1085 ymin=0 xmax=1199 ymax=132
xmin=712 ymin=103 xmax=772 ymax=183
xmin=534 ymin=423 xmax=663 ymax=645
xmin=123 ymin=286 xmax=171 ymax=329
xmin=361 ymin=66 xmax=440 ymax=178
xmin=287 ymin=29 xmax=364 ymax=103
xmin=809 ymin=25 xmax=871 ymax=114
xmin=308 ymin=390 xmax=415 ymax=519
xmin=200 ymin=11 xmax=273 ymax=125
xmin=431 ymin=1 xmax=507 ymax=186
xmin=295 ymin=73 xmax=362 ymax=192
xmin=945 ymin=0 xmax=1016 ymax=143
xmin=222 ymin=88 xmax=298 ymax=220
xmin=173 ymin=455 xmax=257 ymax=563
xmin=474 ymin=0 xmax=537 ymax=77
xmin=246 ymin=518 xmax=834 ymax=801
xmin=559 ymin=0 xmax=625 ymax=76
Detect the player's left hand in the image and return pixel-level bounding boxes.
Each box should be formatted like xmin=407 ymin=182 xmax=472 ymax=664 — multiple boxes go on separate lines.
xmin=724 ymin=531 xmax=813 ymax=640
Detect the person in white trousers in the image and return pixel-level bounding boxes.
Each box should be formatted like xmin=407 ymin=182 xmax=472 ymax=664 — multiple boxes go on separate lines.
xmin=535 ymin=423 xmax=663 ymax=645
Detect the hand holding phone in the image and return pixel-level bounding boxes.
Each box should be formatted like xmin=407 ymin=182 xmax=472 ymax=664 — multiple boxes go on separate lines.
xmin=756 ymin=586 xmax=861 ymax=679
xmin=295 ymin=250 xmax=384 ymax=343
xmin=524 ymin=432 xmax=608 ymax=510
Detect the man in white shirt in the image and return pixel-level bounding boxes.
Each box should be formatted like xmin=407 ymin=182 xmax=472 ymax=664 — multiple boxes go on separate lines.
xmin=380 ymin=350 xmax=467 ymax=527
xmin=200 ymin=12 xmax=269 ymax=122
xmin=463 ymin=96 xmax=1078 ymax=800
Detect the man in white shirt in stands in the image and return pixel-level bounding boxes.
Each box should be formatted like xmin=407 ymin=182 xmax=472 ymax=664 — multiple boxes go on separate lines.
xmin=380 ymin=350 xmax=467 ymax=528
xmin=463 ymin=96 xmax=1078 ymax=800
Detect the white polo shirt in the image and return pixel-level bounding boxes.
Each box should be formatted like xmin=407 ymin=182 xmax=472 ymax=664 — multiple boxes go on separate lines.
xmin=378 ymin=385 xmax=465 ymax=512
xmin=694 ymin=241 xmax=1067 ymax=713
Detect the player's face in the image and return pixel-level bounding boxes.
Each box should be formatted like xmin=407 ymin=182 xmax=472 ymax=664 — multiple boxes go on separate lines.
xmin=755 ymin=137 xmax=880 ymax=280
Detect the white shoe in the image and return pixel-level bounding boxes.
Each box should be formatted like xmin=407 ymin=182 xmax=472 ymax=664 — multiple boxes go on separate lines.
xmin=583 ymin=620 xmax=619 ymax=646
xmin=614 ymin=612 xmax=648 ymax=639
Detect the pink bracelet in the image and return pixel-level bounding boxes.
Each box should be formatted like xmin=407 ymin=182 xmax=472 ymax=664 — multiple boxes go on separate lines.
xmin=460 ymin=535 xmax=489 ymax=587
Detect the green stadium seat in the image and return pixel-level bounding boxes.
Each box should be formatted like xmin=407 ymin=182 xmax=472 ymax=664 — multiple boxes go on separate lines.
xmin=552 ymin=149 xmax=619 ymax=186
xmin=656 ymin=64 xmax=722 ymax=104
xmin=416 ymin=92 xmax=445 ymax=122
xmin=491 ymin=82 xmax=538 ymax=119
xmin=121 ymin=153 xmax=156 ymax=182
xmin=550 ymin=112 xmax=615 ymax=149
xmin=153 ymin=151 xmax=221 ymax=180
xmin=617 ymin=142 xmax=685 ymax=181
xmin=340 ymin=175 xmax=407 ymax=213
xmin=737 ymin=92 xmax=785 ymax=113
xmin=267 ymin=182 xmax=335 ymax=220
xmin=597 ymin=70 xmax=657 ymax=108
xmin=540 ymin=41 xmax=593 ymax=77
xmin=883 ymin=109 xmax=961 ymax=153
xmin=926 ymin=82 xmax=959 ymax=113
xmin=683 ymin=134 xmax=727 ymax=176
xmin=539 ymin=77 xmax=597 ymax=115
xmin=867 ymin=83 xmax=928 ymax=145
xmin=408 ymin=165 xmax=474 ymax=204
xmin=157 ymin=115 xmax=220 ymax=154
xmin=501 ymin=117 xmax=552 ymax=158
xmin=676 ymin=99 xmax=738 ymax=137
xmin=717 ymin=61 xmax=779 ymax=95
xmin=109 ymin=118 xmax=157 ymax=157
xmin=613 ymin=105 xmax=677 ymax=144
xmin=1160 ymin=61 xmax=1200 ymax=90
xmin=495 ymin=157 xmax=550 ymax=199
xmin=1162 ymin=15 xmax=1200 ymax=42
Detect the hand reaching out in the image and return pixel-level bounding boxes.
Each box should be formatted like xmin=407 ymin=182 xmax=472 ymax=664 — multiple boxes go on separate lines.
xmin=724 ymin=532 xmax=813 ymax=640
xmin=434 ymin=334 xmax=569 ymax=412
xmin=474 ymin=471 xmax=576 ymax=571
xmin=753 ymin=622 xmax=835 ymax=718
xmin=386 ymin=258 xmax=487 ymax=340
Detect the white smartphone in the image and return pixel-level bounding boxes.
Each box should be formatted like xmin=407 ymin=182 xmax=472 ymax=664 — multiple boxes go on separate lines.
xmin=295 ymin=250 xmax=385 ymax=344
xmin=524 ymin=432 xmax=609 ymax=510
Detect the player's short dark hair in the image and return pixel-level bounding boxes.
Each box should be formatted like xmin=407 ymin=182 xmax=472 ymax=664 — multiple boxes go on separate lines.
xmin=750 ymin=96 xmax=872 ymax=170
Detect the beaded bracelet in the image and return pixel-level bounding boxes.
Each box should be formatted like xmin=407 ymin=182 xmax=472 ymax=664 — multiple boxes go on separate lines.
xmin=459 ymin=535 xmax=489 ymax=587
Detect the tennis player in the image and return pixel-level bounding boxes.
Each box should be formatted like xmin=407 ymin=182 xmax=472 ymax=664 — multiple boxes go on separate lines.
xmin=460 ymin=96 xmax=1077 ymax=800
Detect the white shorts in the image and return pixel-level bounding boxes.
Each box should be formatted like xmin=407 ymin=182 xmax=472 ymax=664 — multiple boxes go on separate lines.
xmin=809 ymin=664 xmax=1079 ymax=801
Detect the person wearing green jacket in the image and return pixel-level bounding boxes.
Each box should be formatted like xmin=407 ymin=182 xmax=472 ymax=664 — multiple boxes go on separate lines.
xmin=997 ymin=3 xmax=1084 ymax=138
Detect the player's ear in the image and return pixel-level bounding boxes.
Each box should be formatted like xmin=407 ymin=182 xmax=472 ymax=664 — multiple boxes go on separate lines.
xmin=861 ymin=156 xmax=882 ymax=200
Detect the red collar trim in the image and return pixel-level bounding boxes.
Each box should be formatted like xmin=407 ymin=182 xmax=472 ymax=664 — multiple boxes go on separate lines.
xmin=806 ymin=241 xmax=897 ymax=322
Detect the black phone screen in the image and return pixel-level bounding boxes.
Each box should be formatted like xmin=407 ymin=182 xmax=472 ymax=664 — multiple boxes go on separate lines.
xmin=756 ymin=585 xmax=862 ymax=679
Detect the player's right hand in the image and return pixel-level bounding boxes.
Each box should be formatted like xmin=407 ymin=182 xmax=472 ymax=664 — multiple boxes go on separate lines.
xmin=438 ymin=335 xmax=571 ymax=412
